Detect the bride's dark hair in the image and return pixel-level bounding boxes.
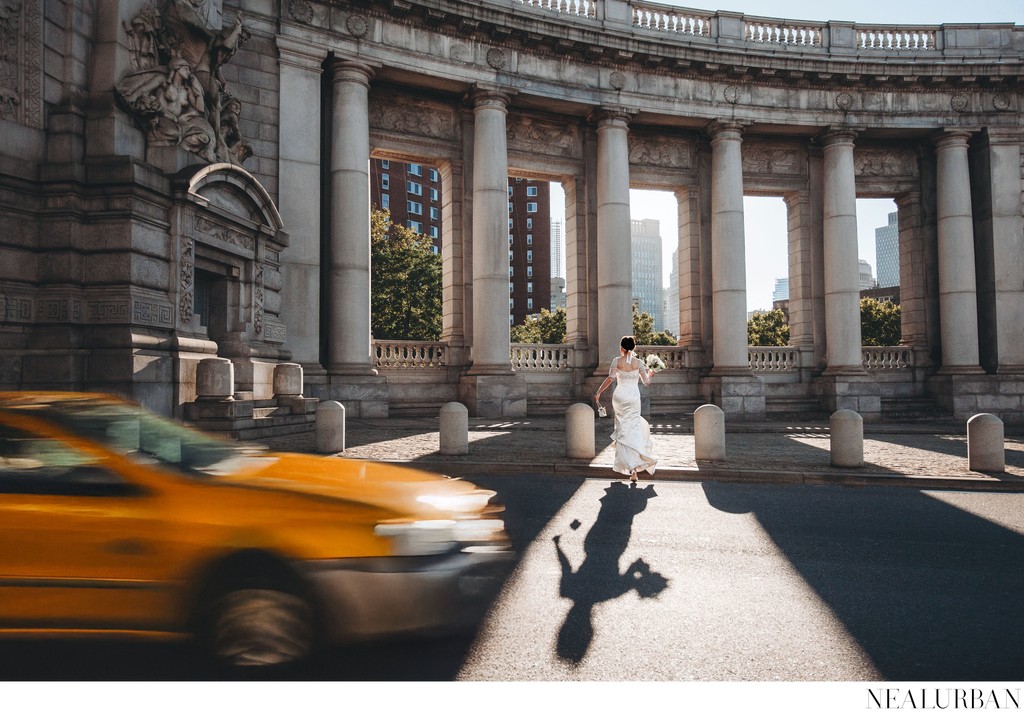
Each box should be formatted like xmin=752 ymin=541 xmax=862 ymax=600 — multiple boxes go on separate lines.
xmin=620 ymin=335 xmax=636 ymax=352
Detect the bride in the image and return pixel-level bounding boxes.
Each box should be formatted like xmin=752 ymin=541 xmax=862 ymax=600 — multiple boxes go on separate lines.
xmin=593 ymin=335 xmax=658 ymax=482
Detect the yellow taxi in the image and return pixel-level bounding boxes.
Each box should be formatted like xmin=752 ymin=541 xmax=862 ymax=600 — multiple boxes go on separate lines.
xmin=0 ymin=392 xmax=512 ymax=667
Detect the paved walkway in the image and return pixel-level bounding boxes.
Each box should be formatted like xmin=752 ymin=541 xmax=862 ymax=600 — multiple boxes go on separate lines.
xmin=267 ymin=415 xmax=1024 ymax=492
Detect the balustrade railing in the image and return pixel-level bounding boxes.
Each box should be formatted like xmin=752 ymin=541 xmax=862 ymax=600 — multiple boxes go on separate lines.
xmin=634 ymin=346 xmax=688 ymax=370
xmin=744 ymin=18 xmax=822 ymax=47
xmin=632 ymin=3 xmax=711 ymax=36
xmin=510 ymin=343 xmax=570 ymax=370
xmin=375 ymin=340 xmax=448 ymax=369
xmin=857 ymin=27 xmax=936 ymax=51
xmin=862 ymin=346 xmax=913 ymax=370
xmin=514 ymin=0 xmax=599 ymax=18
xmin=748 ymin=347 xmax=800 ymax=371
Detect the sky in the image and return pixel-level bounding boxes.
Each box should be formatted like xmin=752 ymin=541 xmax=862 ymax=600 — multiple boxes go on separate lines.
xmin=548 ymin=0 xmax=1023 ymax=312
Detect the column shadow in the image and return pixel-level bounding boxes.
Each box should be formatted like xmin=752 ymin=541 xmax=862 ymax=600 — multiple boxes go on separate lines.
xmin=703 ymin=482 xmax=1024 ymax=680
xmin=551 ymin=482 xmax=669 ymax=665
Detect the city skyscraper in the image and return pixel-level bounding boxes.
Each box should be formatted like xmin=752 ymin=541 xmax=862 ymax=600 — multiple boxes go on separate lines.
xmin=631 ymin=218 xmax=664 ymax=331
xmin=859 ymin=259 xmax=876 ymax=290
xmin=550 ymin=218 xmax=564 ymax=279
xmin=664 ymin=248 xmax=679 ymax=336
xmin=772 ymin=277 xmax=790 ymax=303
xmin=875 ymin=211 xmax=900 ymax=288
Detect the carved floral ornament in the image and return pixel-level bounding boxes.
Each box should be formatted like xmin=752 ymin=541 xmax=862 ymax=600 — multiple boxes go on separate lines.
xmin=289 ymin=1 xmax=314 ymax=24
xmin=506 ymin=115 xmax=580 ymax=158
xmin=855 ymin=149 xmax=918 ymax=178
xmin=628 ymin=135 xmax=692 ymax=168
xmin=486 ymin=48 xmax=507 ymax=70
xmin=0 ymin=0 xmax=41 ymax=128
xmin=369 ymin=95 xmax=455 ymax=140
xmin=115 ymin=0 xmax=252 ymax=165
xmin=742 ymin=146 xmax=801 ymax=175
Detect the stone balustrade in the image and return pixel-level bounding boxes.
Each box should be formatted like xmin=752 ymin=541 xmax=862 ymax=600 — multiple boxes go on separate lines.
xmin=857 ymin=27 xmax=936 ymax=51
xmin=514 ymin=0 xmax=599 ymax=18
xmin=634 ymin=346 xmax=688 ymax=370
xmin=861 ymin=346 xmax=914 ymax=370
xmin=374 ymin=340 xmax=448 ymax=369
xmin=748 ymin=347 xmax=800 ymax=372
xmin=632 ymin=3 xmax=712 ymax=36
xmin=744 ymin=18 xmax=823 ymax=47
xmin=510 ymin=343 xmax=570 ymax=370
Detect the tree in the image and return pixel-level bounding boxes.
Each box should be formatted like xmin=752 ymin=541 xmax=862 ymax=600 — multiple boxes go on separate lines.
xmin=860 ymin=297 xmax=901 ymax=346
xmin=511 ymin=307 xmax=566 ymax=344
xmin=370 ymin=209 xmax=442 ymax=340
xmin=632 ymin=304 xmax=677 ymax=346
xmin=747 ymin=309 xmax=790 ymax=347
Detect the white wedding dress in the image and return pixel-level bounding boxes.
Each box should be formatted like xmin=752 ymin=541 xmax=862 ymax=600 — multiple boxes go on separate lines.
xmin=609 ymin=354 xmax=657 ymax=476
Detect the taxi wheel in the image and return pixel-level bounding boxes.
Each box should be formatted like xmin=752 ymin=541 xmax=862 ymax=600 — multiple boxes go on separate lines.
xmin=205 ymin=588 xmax=315 ymax=668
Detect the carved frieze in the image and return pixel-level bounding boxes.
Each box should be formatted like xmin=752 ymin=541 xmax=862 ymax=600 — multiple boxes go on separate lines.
xmin=0 ymin=0 xmax=42 ymax=128
xmin=506 ymin=114 xmax=580 ymax=158
xmin=195 ymin=216 xmax=255 ymax=253
xmin=254 ymin=262 xmax=264 ymax=336
xmin=629 ymin=135 xmax=692 ymax=169
xmin=368 ymin=94 xmax=455 ymax=140
xmin=743 ymin=146 xmax=803 ymax=175
xmin=133 ymin=300 xmax=173 ymax=327
xmin=263 ymin=321 xmax=286 ymax=344
xmin=855 ymin=149 xmax=918 ymax=178
xmin=115 ymin=1 xmax=252 ymax=165
xmin=2 ymin=295 xmax=32 ymax=321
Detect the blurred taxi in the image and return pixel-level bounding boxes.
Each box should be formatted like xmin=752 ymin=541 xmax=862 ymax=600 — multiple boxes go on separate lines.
xmin=0 ymin=392 xmax=512 ymax=667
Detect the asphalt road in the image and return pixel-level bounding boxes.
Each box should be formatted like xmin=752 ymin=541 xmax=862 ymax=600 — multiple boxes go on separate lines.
xmin=2 ymin=475 xmax=1023 ymax=682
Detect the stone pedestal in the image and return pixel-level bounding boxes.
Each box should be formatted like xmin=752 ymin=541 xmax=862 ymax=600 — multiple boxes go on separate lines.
xmin=439 ymin=402 xmax=469 ymax=455
xmin=701 ymin=375 xmax=765 ymax=420
xmin=927 ymin=373 xmax=1022 ymax=423
xmin=314 ymin=374 xmax=390 ymax=419
xmin=459 ymin=374 xmax=527 ymax=418
xmin=818 ymin=375 xmax=881 ymax=422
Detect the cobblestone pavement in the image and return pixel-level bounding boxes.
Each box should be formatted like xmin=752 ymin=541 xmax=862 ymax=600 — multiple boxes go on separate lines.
xmin=264 ymin=416 xmax=1024 ymax=491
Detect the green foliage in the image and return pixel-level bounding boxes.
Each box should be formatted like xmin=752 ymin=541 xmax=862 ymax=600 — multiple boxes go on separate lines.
xmin=860 ymin=297 xmax=901 ymax=347
xmin=510 ymin=307 xmax=567 ymax=344
xmin=632 ymin=304 xmax=677 ymax=346
xmin=747 ymin=309 xmax=790 ymax=347
xmin=370 ymin=209 xmax=442 ymax=341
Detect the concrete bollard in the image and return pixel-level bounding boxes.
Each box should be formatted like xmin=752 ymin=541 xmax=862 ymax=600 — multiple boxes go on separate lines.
xmin=967 ymin=413 xmax=1005 ymax=472
xmin=272 ymin=362 xmax=304 ymax=397
xmin=565 ymin=403 xmax=596 ymax=459
xmin=316 ymin=400 xmax=345 ymax=454
xmin=694 ymin=404 xmax=726 ymax=461
xmin=196 ymin=357 xmax=234 ymax=401
xmin=830 ymin=409 xmax=863 ymax=468
xmin=439 ymin=402 xmax=469 ymax=455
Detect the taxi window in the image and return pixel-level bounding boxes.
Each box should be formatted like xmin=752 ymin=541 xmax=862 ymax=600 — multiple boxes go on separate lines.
xmin=0 ymin=423 xmax=130 ymax=496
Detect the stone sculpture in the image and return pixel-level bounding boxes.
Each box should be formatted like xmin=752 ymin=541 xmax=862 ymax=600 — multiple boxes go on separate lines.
xmin=116 ymin=0 xmax=252 ymax=165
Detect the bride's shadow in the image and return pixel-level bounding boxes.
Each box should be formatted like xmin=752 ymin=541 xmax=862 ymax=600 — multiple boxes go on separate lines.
xmin=553 ymin=481 xmax=669 ymax=664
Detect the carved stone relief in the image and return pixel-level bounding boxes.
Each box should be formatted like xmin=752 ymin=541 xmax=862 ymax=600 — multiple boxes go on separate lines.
xmin=743 ymin=146 xmax=803 ymax=175
xmin=0 ymin=0 xmax=41 ymax=128
xmin=179 ymin=237 xmax=194 ymax=325
xmin=855 ymin=149 xmax=918 ymax=178
xmin=115 ymin=1 xmax=252 ymax=165
xmin=628 ymin=135 xmax=693 ymax=168
xmin=506 ymin=114 xmax=580 ymax=158
xmin=254 ymin=262 xmax=264 ymax=336
xmin=368 ymin=94 xmax=455 ymax=140
xmin=195 ymin=216 xmax=255 ymax=253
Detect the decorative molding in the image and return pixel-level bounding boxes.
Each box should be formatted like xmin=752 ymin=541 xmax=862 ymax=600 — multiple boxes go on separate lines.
xmin=0 ymin=0 xmax=42 ymax=128
xmin=195 ymin=216 xmax=255 ymax=253
xmin=835 ymin=92 xmax=854 ymax=111
xmin=133 ymin=300 xmax=173 ymax=327
xmin=855 ymin=148 xmax=918 ymax=177
xmin=369 ymin=94 xmax=456 ymax=140
xmin=254 ymin=262 xmax=264 ymax=336
xmin=506 ymin=114 xmax=580 ymax=158
xmin=87 ymin=302 xmax=130 ymax=323
xmin=2 ymin=295 xmax=32 ymax=321
xmin=263 ymin=320 xmax=287 ymax=344
xmin=629 ymin=135 xmax=693 ymax=168
xmin=722 ymin=85 xmax=740 ymax=104
xmin=346 ymin=13 xmax=370 ymax=37
xmin=608 ymin=71 xmax=627 ymax=90
xmin=289 ymin=0 xmax=315 ymax=23
xmin=486 ymin=48 xmax=507 ymax=69
xmin=992 ymin=94 xmax=1011 ymax=112
xmin=950 ymin=94 xmax=969 ymax=113
xmin=742 ymin=146 xmax=802 ymax=175
xmin=179 ymin=237 xmax=194 ymax=325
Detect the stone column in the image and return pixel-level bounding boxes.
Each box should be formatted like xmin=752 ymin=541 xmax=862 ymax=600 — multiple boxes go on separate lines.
xmin=821 ymin=130 xmax=864 ymax=374
xmin=458 ymin=87 xmax=525 ymax=417
xmin=784 ymin=191 xmax=814 ymax=349
xmin=327 ymin=59 xmax=376 ymax=375
xmin=595 ymin=108 xmax=634 ymax=367
xmin=467 ymin=88 xmax=514 ymax=375
xmin=894 ymin=192 xmax=928 ymax=349
xmin=707 ymin=121 xmax=750 ymax=374
xmin=675 ymin=187 xmax=702 ymax=350
xmin=934 ymin=130 xmax=982 ymax=373
xmin=276 ymin=38 xmax=327 ymax=371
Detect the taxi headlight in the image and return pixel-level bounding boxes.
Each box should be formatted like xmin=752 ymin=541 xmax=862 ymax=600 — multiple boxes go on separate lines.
xmin=374 ymin=518 xmax=506 ymax=556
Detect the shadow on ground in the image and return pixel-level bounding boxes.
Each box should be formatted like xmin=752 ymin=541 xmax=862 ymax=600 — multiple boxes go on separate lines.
xmin=704 ymin=481 xmax=1024 ymax=680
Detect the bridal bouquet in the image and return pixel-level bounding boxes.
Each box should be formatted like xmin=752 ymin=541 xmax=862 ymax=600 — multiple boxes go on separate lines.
xmin=645 ymin=354 xmax=666 ymax=373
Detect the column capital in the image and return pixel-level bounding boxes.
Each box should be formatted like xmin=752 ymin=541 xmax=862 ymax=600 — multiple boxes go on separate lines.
xmin=932 ymin=129 xmax=974 ymax=150
xmin=894 ymin=190 xmax=922 ymax=210
xmin=469 ymin=85 xmax=515 ymax=110
xmin=276 ymin=37 xmax=328 ymax=72
xmin=819 ymin=127 xmax=858 ymax=148
xmin=705 ymin=119 xmax=746 ymax=142
xmin=981 ymin=127 xmax=1024 ymax=147
xmin=590 ymin=105 xmax=636 ymax=128
xmin=328 ymin=57 xmax=376 ymax=86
